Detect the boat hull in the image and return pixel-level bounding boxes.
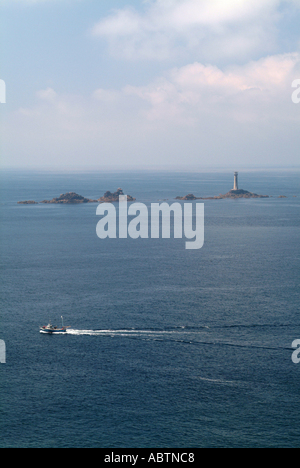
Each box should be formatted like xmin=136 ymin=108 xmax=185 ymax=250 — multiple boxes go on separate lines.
xmin=40 ymin=328 xmax=67 ymax=334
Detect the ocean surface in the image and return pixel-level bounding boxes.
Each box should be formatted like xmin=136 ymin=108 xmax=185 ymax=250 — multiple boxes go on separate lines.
xmin=0 ymin=169 xmax=299 ymax=448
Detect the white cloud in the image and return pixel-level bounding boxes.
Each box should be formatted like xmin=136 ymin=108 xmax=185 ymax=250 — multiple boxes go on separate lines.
xmin=91 ymin=0 xmax=300 ymax=62
xmin=2 ymin=52 xmax=299 ymax=169
xmin=124 ymin=53 xmax=300 ymax=123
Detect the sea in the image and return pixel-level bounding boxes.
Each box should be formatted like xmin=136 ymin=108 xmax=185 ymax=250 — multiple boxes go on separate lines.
xmin=0 ymin=169 xmax=299 ymax=448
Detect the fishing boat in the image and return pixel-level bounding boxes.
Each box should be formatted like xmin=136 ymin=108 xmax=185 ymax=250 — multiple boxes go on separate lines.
xmin=40 ymin=316 xmax=70 ymax=334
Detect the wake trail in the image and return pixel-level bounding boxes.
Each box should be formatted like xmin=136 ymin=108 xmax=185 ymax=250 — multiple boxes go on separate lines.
xmin=65 ymin=328 xmax=292 ymax=352
xmin=66 ymin=328 xmax=185 ymax=337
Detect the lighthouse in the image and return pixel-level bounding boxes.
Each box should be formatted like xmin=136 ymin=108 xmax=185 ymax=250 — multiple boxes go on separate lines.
xmin=233 ymin=172 xmax=238 ymax=191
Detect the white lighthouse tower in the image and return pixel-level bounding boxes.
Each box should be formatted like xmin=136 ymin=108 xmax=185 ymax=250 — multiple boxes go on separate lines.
xmin=233 ymin=172 xmax=238 ymax=191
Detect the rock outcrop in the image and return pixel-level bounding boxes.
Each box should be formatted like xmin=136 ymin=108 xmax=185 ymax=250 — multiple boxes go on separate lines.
xmin=175 ymin=194 xmax=198 ymax=201
xmin=219 ymin=189 xmax=269 ymax=199
xmin=176 ymin=189 xmax=269 ymax=200
xmin=18 ymin=188 xmax=135 ymax=204
xmin=17 ymin=200 xmax=38 ymax=205
xmin=40 ymin=192 xmax=98 ymax=204
xmin=98 ymin=188 xmax=135 ymax=203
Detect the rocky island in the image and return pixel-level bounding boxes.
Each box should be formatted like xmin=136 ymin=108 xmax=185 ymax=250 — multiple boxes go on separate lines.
xmin=17 ymin=200 xmax=38 ymax=205
xmin=97 ymin=188 xmax=136 ymax=203
xmin=40 ymin=192 xmax=98 ymax=204
xmin=176 ymin=172 xmax=270 ymax=200
xmin=176 ymin=189 xmax=269 ymax=200
xmin=18 ymin=188 xmax=135 ymax=205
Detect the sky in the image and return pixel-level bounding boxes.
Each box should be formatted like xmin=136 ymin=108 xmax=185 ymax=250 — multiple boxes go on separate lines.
xmin=0 ymin=0 xmax=300 ymax=170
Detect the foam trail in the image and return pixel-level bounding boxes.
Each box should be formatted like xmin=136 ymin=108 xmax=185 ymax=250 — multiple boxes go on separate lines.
xmin=66 ymin=329 xmax=181 ymax=337
xmin=64 ymin=329 xmax=291 ymax=352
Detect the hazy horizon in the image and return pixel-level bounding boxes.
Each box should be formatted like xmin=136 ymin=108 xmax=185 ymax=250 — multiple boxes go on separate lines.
xmin=1 ymin=165 xmax=300 ymax=175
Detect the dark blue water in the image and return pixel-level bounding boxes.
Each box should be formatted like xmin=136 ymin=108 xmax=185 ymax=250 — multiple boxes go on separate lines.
xmin=0 ymin=170 xmax=299 ymax=448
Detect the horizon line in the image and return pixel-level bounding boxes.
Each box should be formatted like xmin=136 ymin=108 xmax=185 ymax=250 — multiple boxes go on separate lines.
xmin=1 ymin=165 xmax=300 ymax=174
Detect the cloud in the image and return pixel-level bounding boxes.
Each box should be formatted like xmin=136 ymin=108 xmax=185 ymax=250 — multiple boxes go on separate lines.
xmin=2 ymin=52 xmax=300 ymax=168
xmin=91 ymin=0 xmax=298 ymax=62
xmin=124 ymin=53 xmax=300 ymax=123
